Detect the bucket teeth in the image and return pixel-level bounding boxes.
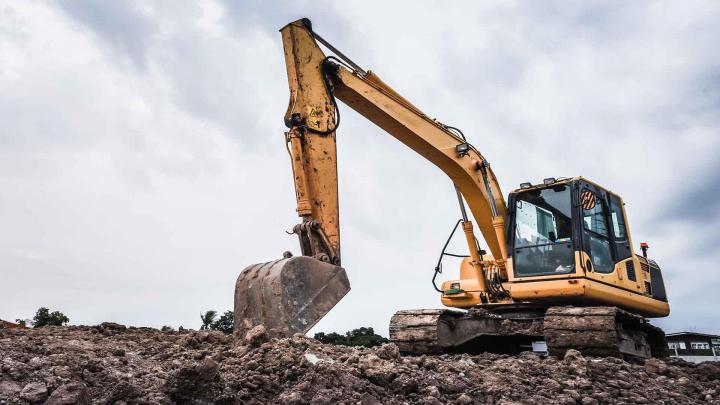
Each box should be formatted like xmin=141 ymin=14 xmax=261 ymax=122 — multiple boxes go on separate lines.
xmin=234 ymin=256 xmax=350 ymax=338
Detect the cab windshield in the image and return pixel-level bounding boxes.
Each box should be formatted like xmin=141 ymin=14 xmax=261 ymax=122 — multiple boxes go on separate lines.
xmin=513 ymin=185 xmax=574 ymax=277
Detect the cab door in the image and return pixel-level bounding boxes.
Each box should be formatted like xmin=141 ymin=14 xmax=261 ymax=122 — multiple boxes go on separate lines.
xmin=578 ymin=184 xmax=615 ymax=274
xmin=578 ymin=183 xmax=642 ymax=292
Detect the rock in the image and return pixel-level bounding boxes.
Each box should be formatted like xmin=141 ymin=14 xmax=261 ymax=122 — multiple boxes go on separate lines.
xmin=563 ymin=349 xmax=587 ymax=375
xmin=204 ymin=330 xmax=231 ymax=344
xmin=2 ymin=359 xmax=29 ymax=380
xmin=53 ymin=366 xmax=73 ymax=378
xmin=19 ymin=381 xmax=48 ymax=403
xmin=180 ymin=334 xmax=200 ymax=348
xmin=421 ymin=396 xmax=443 ymax=405
xmin=0 ymin=380 xmax=22 ymax=395
xmin=644 ymin=358 xmax=668 ymax=375
xmin=103 ymin=381 xmax=141 ymax=404
xmin=304 ymin=352 xmax=321 ymax=365
xmin=27 ymin=357 xmax=47 ymax=369
xmin=278 ymin=390 xmax=307 ymax=404
xmin=163 ymin=358 xmax=219 ymax=402
xmin=455 ymin=393 xmax=473 ymax=404
xmin=423 ymin=385 xmax=441 ymax=398
xmin=393 ymin=374 xmax=419 ymax=394
xmin=100 ymin=322 xmax=126 ymax=331
xmin=244 ymin=325 xmax=269 ymax=347
xmin=45 ymin=382 xmax=89 ymax=405
xmin=357 ymin=354 xmax=396 ymax=386
xmin=696 ymin=362 xmax=720 ymax=378
xmin=555 ymin=394 xmax=576 ymax=405
xmin=374 ymin=343 xmax=400 ymax=360
xmin=360 ymin=393 xmax=382 ymax=404
xmin=563 ymin=349 xmax=585 ymax=364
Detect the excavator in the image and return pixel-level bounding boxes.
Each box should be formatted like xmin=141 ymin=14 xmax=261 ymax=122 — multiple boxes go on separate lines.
xmin=234 ymin=18 xmax=670 ymax=359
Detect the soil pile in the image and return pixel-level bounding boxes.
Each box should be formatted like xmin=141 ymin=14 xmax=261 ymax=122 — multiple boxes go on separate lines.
xmin=1 ymin=324 xmax=719 ymax=404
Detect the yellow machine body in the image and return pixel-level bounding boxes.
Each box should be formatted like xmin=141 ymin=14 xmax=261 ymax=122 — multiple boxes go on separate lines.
xmin=441 ymin=250 xmax=670 ymax=317
xmin=441 ymin=177 xmax=669 ymax=318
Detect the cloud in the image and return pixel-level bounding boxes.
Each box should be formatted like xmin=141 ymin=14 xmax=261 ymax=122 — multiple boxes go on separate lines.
xmin=55 ymin=1 xmax=157 ymax=69
xmin=1 ymin=0 xmax=719 ymax=337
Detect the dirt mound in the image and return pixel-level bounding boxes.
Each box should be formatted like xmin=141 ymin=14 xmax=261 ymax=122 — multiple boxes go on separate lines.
xmin=0 ymin=320 xmax=24 ymax=330
xmin=1 ymin=325 xmax=719 ymax=404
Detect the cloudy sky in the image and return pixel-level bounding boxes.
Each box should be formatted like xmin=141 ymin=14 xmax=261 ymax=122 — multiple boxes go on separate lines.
xmin=1 ymin=1 xmax=719 ymax=336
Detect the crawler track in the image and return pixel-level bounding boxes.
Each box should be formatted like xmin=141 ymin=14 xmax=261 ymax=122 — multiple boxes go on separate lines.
xmin=389 ymin=308 xmax=543 ymax=355
xmin=543 ymin=306 xmax=668 ymax=359
xmin=390 ymin=306 xmax=667 ymax=358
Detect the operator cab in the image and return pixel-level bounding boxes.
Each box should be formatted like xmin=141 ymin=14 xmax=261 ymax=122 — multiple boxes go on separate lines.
xmin=507 ymin=177 xmax=631 ymax=278
xmin=504 ymin=177 xmax=668 ymax=316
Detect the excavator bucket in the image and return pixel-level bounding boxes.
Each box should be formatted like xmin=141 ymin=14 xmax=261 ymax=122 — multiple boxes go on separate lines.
xmin=233 ymin=256 xmax=350 ymax=338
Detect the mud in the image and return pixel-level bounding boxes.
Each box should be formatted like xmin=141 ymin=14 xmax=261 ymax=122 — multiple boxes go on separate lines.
xmin=1 ymin=324 xmax=719 ymax=404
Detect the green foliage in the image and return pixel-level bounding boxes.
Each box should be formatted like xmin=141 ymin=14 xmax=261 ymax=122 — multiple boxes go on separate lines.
xmin=210 ymin=310 xmax=234 ymax=334
xmin=200 ymin=310 xmax=218 ymax=330
xmin=32 ymin=307 xmax=69 ymax=327
xmin=314 ymin=331 xmax=345 ymax=344
xmin=15 ymin=319 xmax=27 ymax=327
xmin=314 ymin=327 xmax=388 ymax=348
xmin=161 ymin=325 xmax=174 ymax=332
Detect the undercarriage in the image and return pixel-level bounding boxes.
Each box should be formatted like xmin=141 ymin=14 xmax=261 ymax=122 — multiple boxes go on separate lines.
xmin=389 ymin=305 xmax=668 ymax=359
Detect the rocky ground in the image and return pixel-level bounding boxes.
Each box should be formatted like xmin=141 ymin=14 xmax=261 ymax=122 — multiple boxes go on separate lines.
xmin=1 ymin=324 xmax=719 ymax=404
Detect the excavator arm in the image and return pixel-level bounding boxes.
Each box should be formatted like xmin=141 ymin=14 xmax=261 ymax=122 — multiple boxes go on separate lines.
xmin=282 ymin=18 xmax=508 ymax=269
xmin=234 ymin=18 xmax=509 ymax=338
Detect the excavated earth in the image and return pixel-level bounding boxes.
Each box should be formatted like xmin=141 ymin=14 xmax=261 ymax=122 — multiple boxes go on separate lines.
xmin=1 ymin=324 xmax=719 ymax=404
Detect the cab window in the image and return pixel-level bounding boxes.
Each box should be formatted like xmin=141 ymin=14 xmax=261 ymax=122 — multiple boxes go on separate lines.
xmin=581 ymin=190 xmax=614 ymax=273
xmin=609 ymin=194 xmax=631 ymax=260
xmin=582 ymin=192 xmax=609 ymax=237
xmin=512 ymin=186 xmax=574 ymax=277
xmin=609 ymin=196 xmax=627 ymax=239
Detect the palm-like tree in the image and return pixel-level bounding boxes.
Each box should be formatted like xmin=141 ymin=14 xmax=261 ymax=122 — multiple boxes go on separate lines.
xmin=200 ymin=310 xmax=217 ymax=330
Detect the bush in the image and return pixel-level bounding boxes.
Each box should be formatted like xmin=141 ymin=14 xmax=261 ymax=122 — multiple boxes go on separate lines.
xmin=32 ymin=307 xmax=69 ymax=327
xmin=314 ymin=327 xmax=388 ymax=348
xmin=211 ymin=310 xmax=234 ymax=334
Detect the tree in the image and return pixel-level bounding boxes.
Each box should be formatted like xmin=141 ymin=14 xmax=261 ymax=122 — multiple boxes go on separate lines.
xmin=200 ymin=310 xmax=218 ymax=330
xmin=32 ymin=307 xmax=69 ymax=327
xmin=345 ymin=327 xmax=389 ymax=347
xmin=211 ymin=310 xmax=234 ymax=334
xmin=314 ymin=327 xmax=388 ymax=348
xmin=314 ymin=331 xmax=345 ymax=345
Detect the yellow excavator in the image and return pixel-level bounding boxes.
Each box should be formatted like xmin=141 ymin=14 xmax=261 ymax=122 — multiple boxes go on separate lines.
xmin=235 ymin=19 xmax=670 ymax=359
